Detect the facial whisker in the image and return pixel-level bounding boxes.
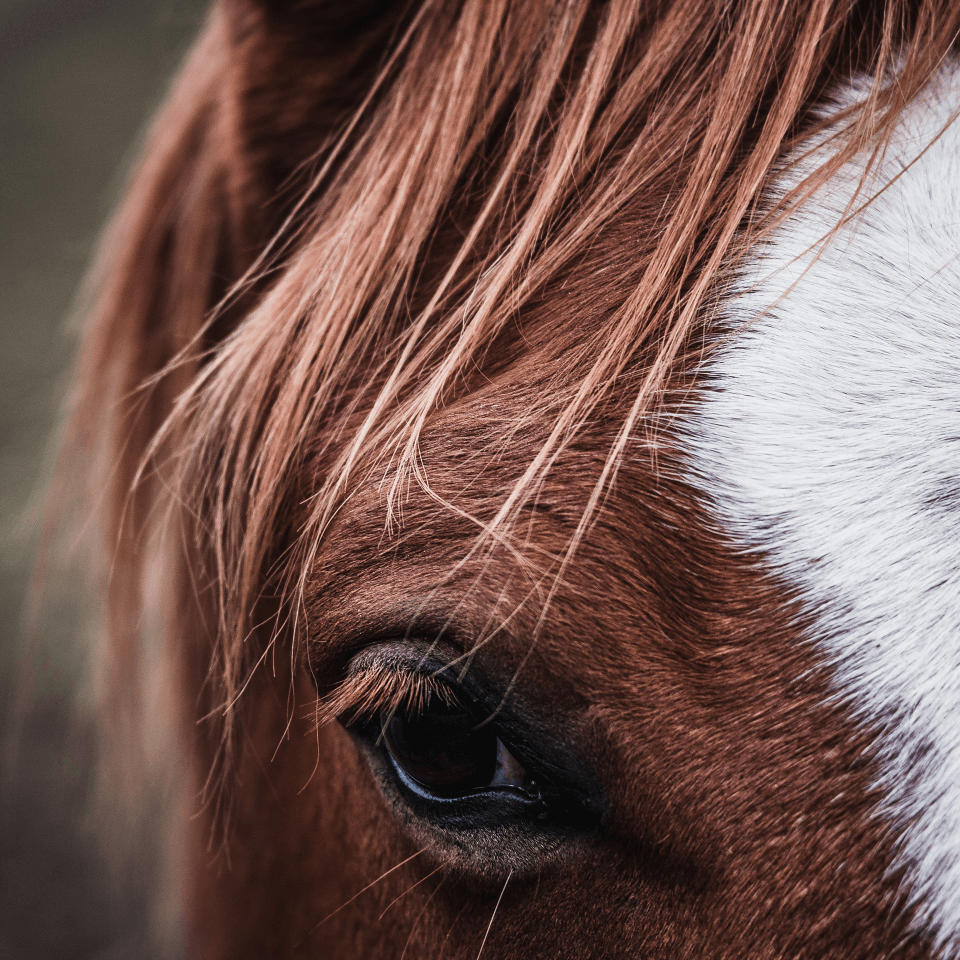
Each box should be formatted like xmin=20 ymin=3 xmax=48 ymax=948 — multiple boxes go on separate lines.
xmin=378 ymin=860 xmax=448 ymax=921
xmin=302 ymin=847 xmax=427 ymax=938
xmin=397 ymin=871 xmax=450 ymax=960
xmin=476 ymin=869 xmax=512 ymax=960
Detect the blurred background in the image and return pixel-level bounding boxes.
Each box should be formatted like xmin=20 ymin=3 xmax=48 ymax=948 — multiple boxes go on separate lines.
xmin=1 ymin=1 xmax=208 ymax=955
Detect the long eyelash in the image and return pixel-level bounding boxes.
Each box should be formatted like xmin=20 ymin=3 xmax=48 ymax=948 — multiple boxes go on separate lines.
xmin=317 ymin=663 xmax=461 ymax=729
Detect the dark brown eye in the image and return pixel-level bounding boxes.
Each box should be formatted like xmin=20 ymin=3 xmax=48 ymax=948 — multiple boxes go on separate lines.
xmin=380 ymin=694 xmax=535 ymax=799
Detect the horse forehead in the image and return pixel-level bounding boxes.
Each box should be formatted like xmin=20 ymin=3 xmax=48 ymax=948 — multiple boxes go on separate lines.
xmin=684 ymin=65 xmax=960 ymax=950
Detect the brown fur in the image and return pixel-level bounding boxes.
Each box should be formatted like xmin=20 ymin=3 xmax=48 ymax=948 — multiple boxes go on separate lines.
xmin=55 ymin=0 xmax=959 ymax=955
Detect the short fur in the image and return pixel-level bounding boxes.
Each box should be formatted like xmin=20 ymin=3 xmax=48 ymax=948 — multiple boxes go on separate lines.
xmin=685 ymin=62 xmax=960 ymax=951
xmin=53 ymin=0 xmax=960 ymax=955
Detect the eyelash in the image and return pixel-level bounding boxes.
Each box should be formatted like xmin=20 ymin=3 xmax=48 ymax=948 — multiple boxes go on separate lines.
xmin=324 ymin=662 xmax=544 ymax=805
xmin=321 ymin=662 xmax=462 ymax=730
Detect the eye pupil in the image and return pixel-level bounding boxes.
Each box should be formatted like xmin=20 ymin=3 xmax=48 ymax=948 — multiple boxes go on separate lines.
xmin=381 ymin=698 xmax=498 ymax=797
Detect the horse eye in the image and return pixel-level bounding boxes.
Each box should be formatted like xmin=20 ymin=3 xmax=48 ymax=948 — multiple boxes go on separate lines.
xmin=379 ymin=695 xmax=537 ymax=800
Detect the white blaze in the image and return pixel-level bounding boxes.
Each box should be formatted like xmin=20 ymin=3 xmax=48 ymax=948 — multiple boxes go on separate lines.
xmin=684 ymin=64 xmax=960 ymax=950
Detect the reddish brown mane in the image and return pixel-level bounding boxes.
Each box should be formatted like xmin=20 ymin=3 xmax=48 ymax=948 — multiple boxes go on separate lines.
xmin=54 ymin=0 xmax=960 ymax=953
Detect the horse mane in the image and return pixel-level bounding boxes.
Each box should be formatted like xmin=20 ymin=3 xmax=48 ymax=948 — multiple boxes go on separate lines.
xmin=56 ymin=0 xmax=960 ymax=828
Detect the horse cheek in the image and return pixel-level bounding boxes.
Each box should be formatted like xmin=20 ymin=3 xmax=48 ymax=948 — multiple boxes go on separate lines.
xmin=184 ymin=666 xmax=437 ymax=958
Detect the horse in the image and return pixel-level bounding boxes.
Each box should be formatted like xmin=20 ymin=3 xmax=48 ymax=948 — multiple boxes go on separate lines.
xmin=58 ymin=0 xmax=960 ymax=956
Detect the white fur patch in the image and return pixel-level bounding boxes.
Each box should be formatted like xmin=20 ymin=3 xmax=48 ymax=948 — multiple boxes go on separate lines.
xmin=684 ymin=64 xmax=960 ymax=949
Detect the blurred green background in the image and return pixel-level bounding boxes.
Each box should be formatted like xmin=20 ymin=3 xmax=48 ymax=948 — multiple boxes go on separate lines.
xmin=1 ymin=1 xmax=208 ymax=955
